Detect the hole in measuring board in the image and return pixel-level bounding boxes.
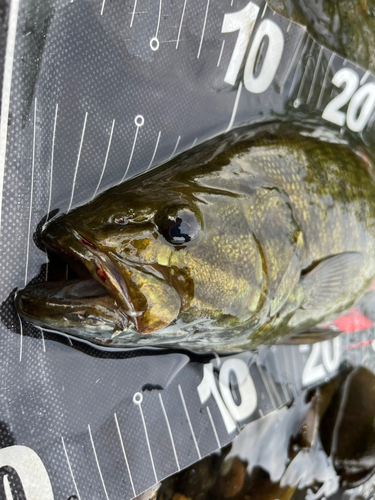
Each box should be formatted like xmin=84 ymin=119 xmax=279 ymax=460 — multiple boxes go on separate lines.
xmin=135 ymin=115 xmax=144 ymax=127
xmin=150 ymin=37 xmax=159 ymax=51
xmin=133 ymin=392 xmax=143 ymax=405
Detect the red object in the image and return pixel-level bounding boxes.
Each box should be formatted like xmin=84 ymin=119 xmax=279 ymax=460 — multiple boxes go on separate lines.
xmin=343 ymin=339 xmax=372 ymax=350
xmin=331 ymin=308 xmax=373 ymax=333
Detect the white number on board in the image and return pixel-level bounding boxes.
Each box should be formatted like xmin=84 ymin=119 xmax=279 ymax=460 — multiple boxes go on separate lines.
xmin=222 ymin=3 xmax=260 ymax=86
xmin=0 ymin=446 xmax=53 ymax=499
xmin=222 ymin=2 xmax=284 ymax=93
xmin=197 ymin=359 xmax=257 ymax=433
xmin=322 ymin=68 xmax=359 ymax=126
xmin=302 ymin=337 xmax=341 ymax=387
xmin=322 ymin=68 xmax=375 ymax=132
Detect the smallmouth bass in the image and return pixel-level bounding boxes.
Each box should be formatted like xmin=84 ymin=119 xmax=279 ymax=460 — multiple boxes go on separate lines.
xmin=15 ymin=128 xmax=375 ymax=350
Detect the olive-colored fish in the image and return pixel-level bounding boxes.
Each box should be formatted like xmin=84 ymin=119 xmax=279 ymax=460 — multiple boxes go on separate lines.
xmin=15 ymin=128 xmax=375 ymax=349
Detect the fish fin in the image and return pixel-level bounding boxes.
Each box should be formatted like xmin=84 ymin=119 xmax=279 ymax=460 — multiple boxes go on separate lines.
xmin=270 ymin=232 xmax=303 ymax=317
xmin=279 ymin=325 xmax=340 ymax=345
xmin=302 ymin=252 xmax=364 ymax=310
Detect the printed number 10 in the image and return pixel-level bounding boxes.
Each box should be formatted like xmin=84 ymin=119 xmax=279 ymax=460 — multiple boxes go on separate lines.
xmin=222 ymin=2 xmax=284 ymax=93
xmin=197 ymin=360 xmax=257 ymax=434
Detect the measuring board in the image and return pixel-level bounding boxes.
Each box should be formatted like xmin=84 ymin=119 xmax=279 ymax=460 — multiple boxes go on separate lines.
xmin=1 ymin=0 xmax=375 ymax=498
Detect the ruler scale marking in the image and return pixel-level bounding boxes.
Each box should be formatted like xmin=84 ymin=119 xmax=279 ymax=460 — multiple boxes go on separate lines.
xmin=178 ymin=385 xmax=201 ymax=459
xmin=159 ymin=393 xmax=180 ymax=470
xmin=62 ymin=437 xmax=82 ymax=500
xmin=115 ymin=413 xmax=136 ymax=497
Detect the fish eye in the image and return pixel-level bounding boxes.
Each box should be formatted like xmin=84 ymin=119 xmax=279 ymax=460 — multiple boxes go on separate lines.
xmin=157 ymin=207 xmax=201 ymax=245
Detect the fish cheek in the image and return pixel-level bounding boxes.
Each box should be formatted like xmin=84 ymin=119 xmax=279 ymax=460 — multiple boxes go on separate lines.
xmin=136 ymin=276 xmax=181 ymax=334
xmin=176 ymin=233 xmax=264 ymax=325
xmin=113 ymin=262 xmax=181 ymax=334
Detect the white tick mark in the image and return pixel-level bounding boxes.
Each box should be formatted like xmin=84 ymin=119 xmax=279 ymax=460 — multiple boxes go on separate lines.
xmin=261 ymin=2 xmax=267 ymax=18
xmin=169 ymin=135 xmax=181 ymax=159
xmin=280 ymin=31 xmax=305 ymax=90
xmin=295 ymin=40 xmax=315 ymax=104
xmin=62 ymin=437 xmax=82 ymax=500
xmin=226 ymin=81 xmax=243 ymax=132
xmin=25 ymin=97 xmax=37 ymax=286
xmin=159 ymin=393 xmax=180 ymax=470
xmin=130 ymin=0 xmax=138 ymax=27
xmin=38 ymin=326 xmax=46 ymax=352
xmin=179 ymin=384 xmax=201 ymax=459
xmin=316 ymin=53 xmax=335 ymax=110
xmin=257 ymin=363 xmax=277 ymax=409
xmin=133 ymin=392 xmax=158 ymax=482
xmin=93 ymin=118 xmax=115 ymax=198
xmin=68 ymin=112 xmax=88 ymax=212
xmin=114 ymin=413 xmax=136 ymax=497
xmin=361 ymin=70 xmax=370 ymax=85
xmin=88 ymin=424 xmax=109 ymax=500
xmin=288 ymin=36 xmax=310 ymax=98
xmin=122 ymin=115 xmax=144 ymax=181
xmin=18 ymin=312 xmax=23 ymax=363
xmin=147 ymin=131 xmax=161 ymax=170
xmin=46 ymin=103 xmax=59 ymax=228
xmin=197 ymin=0 xmax=210 ymax=59
xmin=217 ymin=40 xmax=225 ymax=67
xmin=150 ymin=0 xmax=162 ymax=50
xmin=307 ymin=46 xmax=324 ymax=104
xmin=207 ymin=406 xmax=221 ymax=450
xmin=176 ymin=0 xmax=188 ymax=49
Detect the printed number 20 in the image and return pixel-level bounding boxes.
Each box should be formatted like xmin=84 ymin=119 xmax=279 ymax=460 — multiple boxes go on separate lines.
xmin=197 ymin=360 xmax=257 ymax=434
xmin=222 ymin=2 xmax=284 ymax=93
xmin=302 ymin=337 xmax=341 ymax=387
xmin=322 ymin=68 xmax=375 ymax=132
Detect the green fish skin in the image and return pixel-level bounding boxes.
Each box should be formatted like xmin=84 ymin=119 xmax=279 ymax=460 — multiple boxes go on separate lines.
xmin=269 ymin=0 xmax=375 ymax=74
xmin=15 ymin=127 xmax=375 ymax=350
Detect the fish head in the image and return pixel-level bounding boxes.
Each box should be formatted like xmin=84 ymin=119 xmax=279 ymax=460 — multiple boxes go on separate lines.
xmin=16 ymin=158 xmax=264 ymax=344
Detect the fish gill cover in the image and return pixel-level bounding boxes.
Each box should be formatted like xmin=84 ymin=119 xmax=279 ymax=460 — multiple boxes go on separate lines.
xmin=1 ymin=0 xmax=375 ymax=498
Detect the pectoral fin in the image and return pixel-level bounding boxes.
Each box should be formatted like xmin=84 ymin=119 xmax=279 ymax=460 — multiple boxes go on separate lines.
xmin=302 ymin=252 xmax=364 ymax=310
xmin=270 ymin=232 xmax=303 ymax=317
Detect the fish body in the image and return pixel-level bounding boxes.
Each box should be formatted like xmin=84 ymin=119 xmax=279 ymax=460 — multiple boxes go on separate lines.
xmin=15 ymin=128 xmax=375 ymax=349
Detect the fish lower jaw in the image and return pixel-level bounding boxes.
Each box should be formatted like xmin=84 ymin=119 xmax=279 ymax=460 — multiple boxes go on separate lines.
xmin=15 ymin=277 xmax=132 ymax=337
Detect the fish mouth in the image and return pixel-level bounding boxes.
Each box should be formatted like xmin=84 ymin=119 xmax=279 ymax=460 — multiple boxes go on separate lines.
xmin=44 ymin=222 xmax=137 ymax=315
xmin=16 ymin=219 xmax=181 ymax=341
xmin=15 ymin=220 xmax=136 ymax=338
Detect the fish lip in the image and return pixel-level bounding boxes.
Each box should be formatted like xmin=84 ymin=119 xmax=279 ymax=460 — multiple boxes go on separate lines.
xmin=42 ymin=222 xmax=138 ymax=322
